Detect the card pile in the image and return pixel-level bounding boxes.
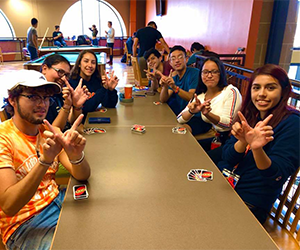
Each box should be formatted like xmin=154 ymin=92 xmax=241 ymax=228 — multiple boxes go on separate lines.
xmin=172 ymin=127 xmax=187 ymax=134
xmin=98 ymin=107 xmax=107 ymax=113
xmin=153 ymin=101 xmax=162 ymax=105
xmin=73 ymin=184 xmax=89 ymax=200
xmin=131 ymin=124 xmax=146 ymax=133
xmin=187 ymin=169 xmax=213 ymax=182
xmin=83 ymin=127 xmax=106 ymax=135
xmin=133 ymin=86 xmax=149 ymax=91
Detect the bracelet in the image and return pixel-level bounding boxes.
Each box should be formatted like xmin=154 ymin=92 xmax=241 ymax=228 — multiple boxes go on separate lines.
xmin=73 ymin=105 xmax=83 ymax=111
xmin=61 ymin=107 xmax=71 ymax=114
xmin=69 ymin=151 xmax=85 ymax=165
xmin=174 ymin=86 xmax=180 ymax=94
xmin=188 ymin=109 xmax=196 ymax=115
xmin=38 ymin=157 xmax=53 ymax=167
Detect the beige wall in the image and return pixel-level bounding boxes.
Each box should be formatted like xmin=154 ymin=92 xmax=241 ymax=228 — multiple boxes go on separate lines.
xmin=0 ymin=0 xmax=130 ymax=37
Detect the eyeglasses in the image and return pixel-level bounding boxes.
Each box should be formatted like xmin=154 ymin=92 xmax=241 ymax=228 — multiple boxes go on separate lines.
xmin=20 ymin=94 xmax=54 ymax=106
xmin=170 ymin=55 xmax=184 ymax=61
xmin=51 ymin=67 xmax=70 ymax=79
xmin=201 ymin=70 xmax=220 ymax=76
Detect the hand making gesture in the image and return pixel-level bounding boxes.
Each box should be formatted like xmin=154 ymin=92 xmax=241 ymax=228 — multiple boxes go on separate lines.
xmin=144 ymin=64 xmax=157 ymax=81
xmin=232 ymin=111 xmax=274 ymax=150
xmin=187 ymin=93 xmax=211 ymax=115
xmin=102 ymin=71 xmax=119 ymax=91
xmin=42 ymin=114 xmax=86 ymax=163
xmin=65 ymin=78 xmax=90 ymax=108
xmin=159 ymin=70 xmax=174 ymax=88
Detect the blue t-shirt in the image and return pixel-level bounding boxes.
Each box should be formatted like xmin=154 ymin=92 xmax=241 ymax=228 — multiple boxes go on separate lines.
xmin=167 ymin=67 xmax=199 ymax=115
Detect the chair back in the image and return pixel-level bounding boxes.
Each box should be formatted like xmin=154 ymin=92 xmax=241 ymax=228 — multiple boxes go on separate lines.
xmin=264 ymin=168 xmax=300 ymax=247
xmin=0 ymin=108 xmax=8 ymax=122
xmin=124 ymin=42 xmax=132 ymax=65
xmin=131 ymin=57 xmax=149 ymax=86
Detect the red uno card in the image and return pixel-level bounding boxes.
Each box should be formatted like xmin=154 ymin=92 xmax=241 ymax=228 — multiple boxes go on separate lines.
xmin=153 ymin=101 xmax=162 ymax=105
xmin=98 ymin=107 xmax=107 ymax=113
xmin=73 ymin=184 xmax=89 ymax=200
xmin=131 ymin=124 xmax=146 ymax=133
xmin=172 ymin=127 xmax=187 ymax=134
xmin=93 ymin=128 xmax=106 ymax=133
xmin=201 ymin=170 xmax=213 ymax=181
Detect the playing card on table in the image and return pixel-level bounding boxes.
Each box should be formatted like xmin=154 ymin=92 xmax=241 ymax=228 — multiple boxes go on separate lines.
xmin=84 ymin=127 xmax=106 ymax=135
xmin=172 ymin=127 xmax=187 ymax=134
xmin=73 ymin=184 xmax=89 ymax=200
xmin=153 ymin=101 xmax=162 ymax=105
xmin=187 ymin=169 xmax=206 ymax=182
xmin=98 ymin=107 xmax=107 ymax=113
xmin=131 ymin=124 xmax=146 ymax=133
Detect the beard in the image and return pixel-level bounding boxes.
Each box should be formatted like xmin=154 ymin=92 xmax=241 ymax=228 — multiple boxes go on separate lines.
xmin=16 ymin=99 xmax=45 ymax=124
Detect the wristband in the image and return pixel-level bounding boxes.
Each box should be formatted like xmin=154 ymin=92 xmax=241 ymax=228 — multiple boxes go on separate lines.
xmin=38 ymin=157 xmax=53 ymax=167
xmin=73 ymin=105 xmax=83 ymax=111
xmin=69 ymin=151 xmax=85 ymax=165
xmin=174 ymin=86 xmax=180 ymax=94
xmin=61 ymin=107 xmax=71 ymax=114
xmin=188 ymin=109 xmax=196 ymax=115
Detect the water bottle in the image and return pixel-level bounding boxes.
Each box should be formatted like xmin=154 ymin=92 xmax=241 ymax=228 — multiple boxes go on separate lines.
xmin=211 ymin=133 xmax=222 ymax=150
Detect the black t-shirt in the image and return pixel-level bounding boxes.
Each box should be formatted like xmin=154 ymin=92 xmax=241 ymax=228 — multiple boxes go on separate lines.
xmin=136 ymin=27 xmax=163 ymax=57
xmin=53 ymin=31 xmax=63 ymax=43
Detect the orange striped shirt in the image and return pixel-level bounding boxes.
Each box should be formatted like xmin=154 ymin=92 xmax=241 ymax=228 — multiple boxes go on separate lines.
xmin=0 ymin=119 xmax=59 ymax=244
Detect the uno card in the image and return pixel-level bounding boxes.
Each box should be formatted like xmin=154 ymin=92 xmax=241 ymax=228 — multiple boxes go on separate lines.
xmin=93 ymin=128 xmax=106 ymax=133
xmin=153 ymin=101 xmax=162 ymax=105
xmin=201 ymin=170 xmax=213 ymax=181
xmin=222 ymin=168 xmax=240 ymax=188
xmin=131 ymin=124 xmax=146 ymax=133
xmin=187 ymin=169 xmax=206 ymax=182
xmin=172 ymin=127 xmax=187 ymax=134
xmin=98 ymin=107 xmax=107 ymax=113
xmin=73 ymin=184 xmax=89 ymax=200
xmin=83 ymin=128 xmax=94 ymax=135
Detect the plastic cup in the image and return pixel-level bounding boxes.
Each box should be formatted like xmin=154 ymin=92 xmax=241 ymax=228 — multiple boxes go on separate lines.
xmin=124 ymin=84 xmax=133 ymax=99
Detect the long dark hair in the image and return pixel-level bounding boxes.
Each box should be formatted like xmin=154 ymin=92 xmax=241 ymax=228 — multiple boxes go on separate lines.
xmin=70 ymin=50 xmax=101 ymax=81
xmin=196 ymin=57 xmax=227 ymax=94
xmin=241 ymin=64 xmax=296 ymax=128
xmin=40 ymin=54 xmax=71 ymax=71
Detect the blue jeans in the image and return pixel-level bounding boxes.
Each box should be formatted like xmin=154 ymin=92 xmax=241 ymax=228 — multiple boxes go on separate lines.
xmin=6 ymin=190 xmax=65 ymax=250
xmin=107 ymin=43 xmax=114 ymax=63
xmin=54 ymin=40 xmax=67 ymax=47
xmin=27 ymin=45 xmax=38 ymax=60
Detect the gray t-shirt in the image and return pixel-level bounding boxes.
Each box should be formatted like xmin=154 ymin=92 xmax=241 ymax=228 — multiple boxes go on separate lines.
xmin=27 ymin=26 xmax=37 ymax=47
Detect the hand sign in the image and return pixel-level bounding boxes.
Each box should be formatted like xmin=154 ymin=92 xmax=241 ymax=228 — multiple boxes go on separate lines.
xmin=187 ymin=94 xmax=211 ymax=114
xmin=102 ymin=71 xmax=119 ymax=91
xmin=232 ymin=111 xmax=274 ymax=149
xmin=43 ymin=114 xmax=86 ymax=161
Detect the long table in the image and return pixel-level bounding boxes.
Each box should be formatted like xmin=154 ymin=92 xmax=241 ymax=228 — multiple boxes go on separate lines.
xmin=51 ymin=94 xmax=278 ymax=249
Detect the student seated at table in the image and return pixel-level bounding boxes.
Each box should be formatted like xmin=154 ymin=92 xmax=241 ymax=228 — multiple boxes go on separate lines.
xmin=53 ymin=25 xmax=67 ymax=47
xmin=177 ymin=57 xmax=242 ymax=148
xmin=41 ymin=54 xmax=90 ymax=131
xmin=217 ymin=64 xmax=299 ymax=224
xmin=143 ymin=48 xmax=173 ymax=91
xmin=0 ymin=70 xmax=90 ymax=250
xmin=69 ymin=50 xmax=119 ymax=121
xmin=160 ymin=45 xmax=198 ymax=116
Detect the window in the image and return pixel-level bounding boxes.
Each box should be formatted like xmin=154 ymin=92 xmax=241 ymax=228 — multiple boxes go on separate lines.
xmin=60 ymin=0 xmax=127 ymax=39
xmin=0 ymin=9 xmax=16 ymax=39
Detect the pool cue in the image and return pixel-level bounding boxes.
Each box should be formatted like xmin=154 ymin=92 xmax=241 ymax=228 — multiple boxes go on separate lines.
xmin=39 ymin=27 xmax=49 ymax=50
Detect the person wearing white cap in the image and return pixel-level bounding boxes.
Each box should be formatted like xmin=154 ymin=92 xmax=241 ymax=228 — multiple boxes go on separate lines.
xmin=0 ymin=70 xmax=90 ymax=250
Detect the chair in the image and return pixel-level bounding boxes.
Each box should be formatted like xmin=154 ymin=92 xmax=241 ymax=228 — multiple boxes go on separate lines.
xmin=264 ymin=168 xmax=300 ymax=249
xmin=131 ymin=57 xmax=149 ymax=86
xmin=22 ymin=47 xmax=30 ymax=61
xmin=124 ymin=42 xmax=132 ymax=65
xmin=0 ymin=47 xmax=4 ymax=64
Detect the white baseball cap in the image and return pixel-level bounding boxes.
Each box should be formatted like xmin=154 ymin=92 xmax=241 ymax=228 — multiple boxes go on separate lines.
xmin=7 ymin=70 xmax=61 ymax=94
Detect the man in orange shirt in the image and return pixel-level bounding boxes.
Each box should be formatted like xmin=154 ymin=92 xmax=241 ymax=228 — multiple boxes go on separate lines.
xmin=0 ymin=70 xmax=90 ymax=250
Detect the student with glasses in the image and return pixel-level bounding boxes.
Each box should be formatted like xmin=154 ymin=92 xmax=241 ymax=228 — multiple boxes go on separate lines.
xmin=177 ymin=57 xmax=242 ymax=150
xmin=41 ymin=54 xmax=90 ymax=131
xmin=0 ymin=70 xmax=90 ymax=250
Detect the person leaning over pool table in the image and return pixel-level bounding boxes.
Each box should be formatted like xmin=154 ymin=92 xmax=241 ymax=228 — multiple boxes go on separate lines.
xmin=69 ymin=50 xmax=119 ymax=122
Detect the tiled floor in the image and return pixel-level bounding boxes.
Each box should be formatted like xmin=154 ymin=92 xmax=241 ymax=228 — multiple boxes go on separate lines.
xmin=0 ymin=56 xmax=134 ymax=107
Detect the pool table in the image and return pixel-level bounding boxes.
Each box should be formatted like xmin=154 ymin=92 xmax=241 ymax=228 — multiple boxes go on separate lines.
xmin=23 ymin=52 xmax=106 ymax=76
xmin=38 ymin=45 xmax=111 ymax=57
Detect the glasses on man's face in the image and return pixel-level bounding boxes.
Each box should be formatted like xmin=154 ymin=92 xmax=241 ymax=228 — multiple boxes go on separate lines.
xmin=20 ymin=94 xmax=54 ymax=106
xmin=170 ymin=55 xmax=184 ymax=62
xmin=51 ymin=67 xmax=70 ymax=79
xmin=201 ymin=69 xmax=220 ymax=76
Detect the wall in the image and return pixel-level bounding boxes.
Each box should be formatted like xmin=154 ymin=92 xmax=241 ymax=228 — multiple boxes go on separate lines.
xmin=146 ymin=0 xmax=253 ymax=57
xmin=0 ymin=0 xmax=130 ymax=37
